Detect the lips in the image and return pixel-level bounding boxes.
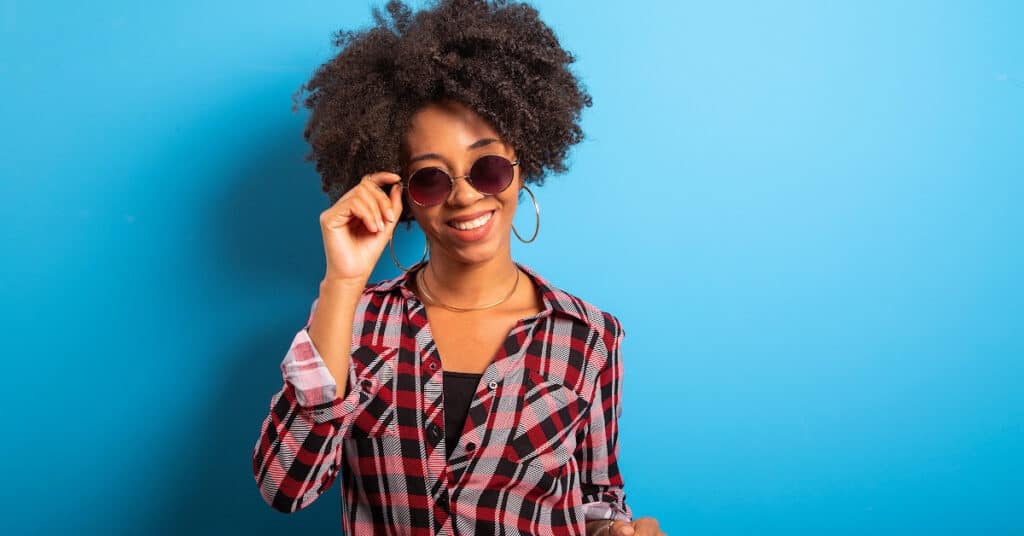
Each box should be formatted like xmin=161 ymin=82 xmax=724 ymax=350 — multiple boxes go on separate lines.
xmin=444 ymin=208 xmax=497 ymax=241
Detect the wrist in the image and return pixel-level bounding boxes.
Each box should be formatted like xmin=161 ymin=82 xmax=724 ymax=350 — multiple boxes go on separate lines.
xmin=320 ymin=276 xmax=368 ymax=294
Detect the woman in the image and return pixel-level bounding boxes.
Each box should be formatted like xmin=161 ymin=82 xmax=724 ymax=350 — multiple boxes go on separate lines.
xmin=252 ymin=1 xmax=664 ymax=534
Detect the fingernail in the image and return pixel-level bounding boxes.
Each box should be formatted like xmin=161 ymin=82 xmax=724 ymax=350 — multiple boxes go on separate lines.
xmin=378 ymin=218 xmax=385 ymax=231
xmin=386 ymin=208 xmax=395 ymax=221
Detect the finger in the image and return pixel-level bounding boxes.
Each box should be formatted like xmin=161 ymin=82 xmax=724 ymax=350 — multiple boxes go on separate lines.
xmin=389 ymin=182 xmax=403 ymax=223
xmin=348 ymin=197 xmax=382 ymax=233
xmin=362 ymin=171 xmax=402 ymax=192
xmin=358 ymin=196 xmax=386 ymax=233
xmin=611 ymin=521 xmax=635 ymax=536
xmin=363 ymin=173 xmax=402 ymax=221
xmin=361 ymin=178 xmax=396 ymax=223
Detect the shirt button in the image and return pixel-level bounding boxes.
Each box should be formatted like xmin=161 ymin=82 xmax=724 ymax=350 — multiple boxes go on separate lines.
xmin=360 ymin=379 xmax=373 ymax=390
xmin=465 ymin=442 xmax=476 ymax=451
xmin=488 ymin=380 xmax=498 ymax=390
xmin=426 ymin=422 xmax=441 ymax=443
xmin=429 ymin=362 xmax=437 ymax=371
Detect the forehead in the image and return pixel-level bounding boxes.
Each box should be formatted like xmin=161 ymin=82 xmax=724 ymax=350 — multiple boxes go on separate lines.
xmin=403 ymin=100 xmax=503 ymax=153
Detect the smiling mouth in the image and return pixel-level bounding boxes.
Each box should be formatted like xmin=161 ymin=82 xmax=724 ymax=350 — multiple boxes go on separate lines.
xmin=447 ymin=210 xmax=495 ymax=230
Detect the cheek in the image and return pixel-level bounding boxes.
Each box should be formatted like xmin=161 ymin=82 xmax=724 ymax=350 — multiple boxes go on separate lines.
xmin=408 ymin=207 xmax=435 ymax=231
xmin=502 ymin=186 xmax=521 ymax=206
xmin=498 ymin=193 xmax=518 ymax=221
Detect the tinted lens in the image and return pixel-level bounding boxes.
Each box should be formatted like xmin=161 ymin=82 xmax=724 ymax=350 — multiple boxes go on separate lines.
xmin=469 ymin=155 xmax=514 ymax=194
xmin=408 ymin=167 xmax=451 ymax=206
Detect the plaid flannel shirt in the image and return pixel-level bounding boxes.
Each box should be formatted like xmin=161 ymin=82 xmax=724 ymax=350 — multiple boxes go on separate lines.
xmin=252 ymin=261 xmax=632 ymax=535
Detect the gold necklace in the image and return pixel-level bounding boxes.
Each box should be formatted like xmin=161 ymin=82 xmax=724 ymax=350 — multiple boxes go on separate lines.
xmin=417 ymin=263 xmax=520 ymax=312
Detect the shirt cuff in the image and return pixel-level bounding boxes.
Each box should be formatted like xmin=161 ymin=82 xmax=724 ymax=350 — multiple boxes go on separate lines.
xmin=280 ymin=326 xmax=343 ymax=407
xmin=581 ymin=498 xmax=632 ymax=523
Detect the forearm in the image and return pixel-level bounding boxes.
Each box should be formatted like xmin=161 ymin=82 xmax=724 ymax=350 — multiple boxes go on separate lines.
xmin=307 ymin=278 xmax=365 ymax=400
xmin=579 ymin=313 xmax=634 ymax=530
xmin=252 ymin=382 xmax=345 ymax=512
xmin=254 ymin=289 xmax=381 ymax=513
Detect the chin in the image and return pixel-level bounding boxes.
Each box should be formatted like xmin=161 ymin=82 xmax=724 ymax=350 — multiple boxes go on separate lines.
xmin=438 ymin=232 xmax=509 ymax=265
xmin=448 ymin=242 xmax=503 ymax=265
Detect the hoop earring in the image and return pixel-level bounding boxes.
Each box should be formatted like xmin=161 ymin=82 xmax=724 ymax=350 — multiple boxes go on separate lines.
xmin=512 ymin=184 xmax=540 ymax=243
xmin=389 ymin=232 xmax=429 ymax=272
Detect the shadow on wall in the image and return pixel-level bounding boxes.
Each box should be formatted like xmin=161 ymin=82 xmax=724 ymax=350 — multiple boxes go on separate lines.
xmin=145 ymin=104 xmax=418 ymax=534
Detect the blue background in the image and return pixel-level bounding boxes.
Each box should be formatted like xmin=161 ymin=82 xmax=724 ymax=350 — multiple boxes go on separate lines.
xmin=2 ymin=1 xmax=1021 ymax=534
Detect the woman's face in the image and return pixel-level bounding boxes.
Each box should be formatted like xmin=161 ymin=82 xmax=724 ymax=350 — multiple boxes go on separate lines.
xmin=401 ymin=99 xmax=522 ymax=266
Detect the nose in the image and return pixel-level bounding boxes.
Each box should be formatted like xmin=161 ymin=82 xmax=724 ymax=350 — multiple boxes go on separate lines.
xmin=446 ymin=171 xmax=483 ymax=206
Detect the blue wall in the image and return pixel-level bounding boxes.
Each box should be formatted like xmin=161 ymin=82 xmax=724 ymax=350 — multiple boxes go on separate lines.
xmin=2 ymin=1 xmax=1021 ymax=534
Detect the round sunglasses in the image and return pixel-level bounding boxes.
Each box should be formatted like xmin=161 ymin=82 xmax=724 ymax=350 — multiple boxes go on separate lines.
xmin=402 ymin=154 xmax=519 ymax=207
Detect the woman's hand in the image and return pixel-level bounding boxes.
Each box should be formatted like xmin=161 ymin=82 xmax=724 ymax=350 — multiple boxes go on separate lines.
xmin=588 ymin=516 xmax=666 ymax=536
xmin=319 ymin=172 xmax=404 ymax=285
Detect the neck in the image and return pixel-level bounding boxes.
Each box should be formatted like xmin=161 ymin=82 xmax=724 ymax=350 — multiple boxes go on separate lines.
xmin=421 ymin=248 xmax=519 ymax=305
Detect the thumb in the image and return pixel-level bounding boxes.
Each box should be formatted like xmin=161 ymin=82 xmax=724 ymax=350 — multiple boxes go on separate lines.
xmin=389 ymin=183 xmax=404 ymax=223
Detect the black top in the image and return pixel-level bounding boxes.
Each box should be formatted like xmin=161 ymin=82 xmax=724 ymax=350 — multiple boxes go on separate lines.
xmin=442 ymin=370 xmax=482 ymax=459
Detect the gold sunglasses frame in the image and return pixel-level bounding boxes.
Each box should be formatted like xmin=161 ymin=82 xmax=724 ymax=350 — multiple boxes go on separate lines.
xmin=401 ymin=154 xmax=520 ymax=207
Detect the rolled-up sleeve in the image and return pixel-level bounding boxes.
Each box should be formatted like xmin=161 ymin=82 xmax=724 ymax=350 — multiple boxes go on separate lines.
xmin=251 ymin=298 xmax=367 ymax=513
xmin=577 ymin=314 xmax=633 ymax=522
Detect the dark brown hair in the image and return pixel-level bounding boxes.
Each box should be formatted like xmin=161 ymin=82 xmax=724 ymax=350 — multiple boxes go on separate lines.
xmin=292 ymin=0 xmax=593 ymax=223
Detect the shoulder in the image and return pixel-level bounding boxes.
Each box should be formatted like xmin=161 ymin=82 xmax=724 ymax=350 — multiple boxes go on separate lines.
xmin=538 ymin=275 xmax=626 ymax=352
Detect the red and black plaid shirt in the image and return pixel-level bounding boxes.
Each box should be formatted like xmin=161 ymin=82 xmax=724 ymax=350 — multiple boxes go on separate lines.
xmin=252 ymin=261 xmax=632 ymax=535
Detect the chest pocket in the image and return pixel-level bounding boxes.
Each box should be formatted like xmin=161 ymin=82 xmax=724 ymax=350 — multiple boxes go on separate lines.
xmin=342 ymin=344 xmax=400 ymax=439
xmin=509 ymin=368 xmax=590 ymax=474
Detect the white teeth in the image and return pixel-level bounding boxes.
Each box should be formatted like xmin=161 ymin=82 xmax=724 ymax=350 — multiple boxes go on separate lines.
xmin=451 ymin=211 xmax=493 ymax=230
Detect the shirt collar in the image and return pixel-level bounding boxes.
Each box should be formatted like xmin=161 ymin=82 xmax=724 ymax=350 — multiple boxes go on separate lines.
xmin=365 ymin=260 xmax=598 ymax=329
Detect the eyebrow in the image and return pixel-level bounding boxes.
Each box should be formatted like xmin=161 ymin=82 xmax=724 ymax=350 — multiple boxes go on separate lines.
xmin=407 ymin=138 xmax=502 ymax=166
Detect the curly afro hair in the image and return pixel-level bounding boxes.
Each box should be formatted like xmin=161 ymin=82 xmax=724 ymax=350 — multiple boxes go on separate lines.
xmin=292 ymin=0 xmax=593 ymax=223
